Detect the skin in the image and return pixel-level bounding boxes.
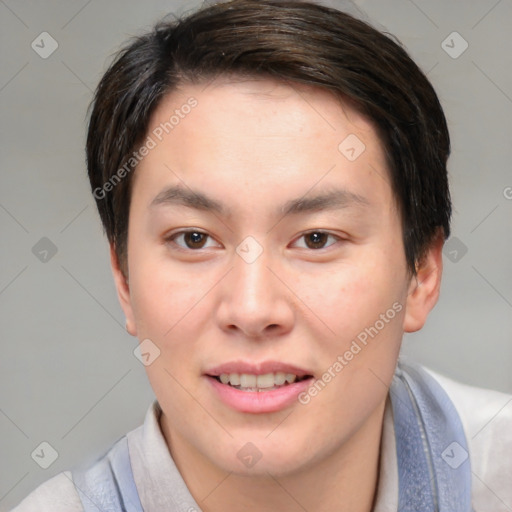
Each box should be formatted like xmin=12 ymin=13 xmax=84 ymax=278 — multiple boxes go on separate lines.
xmin=111 ymin=77 xmax=444 ymax=511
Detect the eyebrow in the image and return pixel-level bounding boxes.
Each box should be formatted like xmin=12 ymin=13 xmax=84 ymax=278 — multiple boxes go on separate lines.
xmin=150 ymin=185 xmax=370 ymax=217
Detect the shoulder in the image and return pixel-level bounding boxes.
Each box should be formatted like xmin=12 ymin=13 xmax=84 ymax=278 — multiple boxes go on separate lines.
xmin=9 ymin=471 xmax=83 ymax=512
xmin=10 ymin=404 xmax=156 ymax=512
xmin=423 ymin=367 xmax=512 ymax=511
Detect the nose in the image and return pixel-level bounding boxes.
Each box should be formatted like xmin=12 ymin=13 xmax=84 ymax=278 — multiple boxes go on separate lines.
xmin=216 ymin=241 xmax=295 ymax=339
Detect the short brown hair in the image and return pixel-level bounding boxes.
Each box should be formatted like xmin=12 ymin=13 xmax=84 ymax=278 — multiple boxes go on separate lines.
xmin=86 ymin=0 xmax=451 ymax=275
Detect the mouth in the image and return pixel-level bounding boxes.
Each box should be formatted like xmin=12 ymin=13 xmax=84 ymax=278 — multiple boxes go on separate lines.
xmin=204 ymin=361 xmax=315 ymax=413
xmin=207 ymin=372 xmax=313 ymax=392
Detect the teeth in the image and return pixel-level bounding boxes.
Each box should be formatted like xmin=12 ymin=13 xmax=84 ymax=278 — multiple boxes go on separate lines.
xmin=240 ymin=374 xmax=257 ymax=388
xmin=274 ymin=372 xmax=286 ymax=385
xmin=256 ymin=373 xmax=275 ymax=388
xmin=216 ymin=372 xmax=304 ymax=389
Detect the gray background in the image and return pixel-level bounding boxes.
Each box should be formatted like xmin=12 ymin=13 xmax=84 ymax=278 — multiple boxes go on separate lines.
xmin=1 ymin=0 xmax=511 ymax=509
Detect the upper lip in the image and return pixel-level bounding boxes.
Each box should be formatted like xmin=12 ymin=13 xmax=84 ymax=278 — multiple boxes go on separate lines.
xmin=205 ymin=361 xmax=313 ymax=378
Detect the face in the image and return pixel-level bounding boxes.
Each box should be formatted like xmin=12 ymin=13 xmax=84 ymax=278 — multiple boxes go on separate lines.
xmin=113 ymin=77 xmax=441 ymax=478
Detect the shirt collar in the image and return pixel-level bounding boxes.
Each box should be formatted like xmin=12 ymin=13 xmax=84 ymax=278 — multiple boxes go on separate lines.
xmin=128 ymin=398 xmax=399 ymax=511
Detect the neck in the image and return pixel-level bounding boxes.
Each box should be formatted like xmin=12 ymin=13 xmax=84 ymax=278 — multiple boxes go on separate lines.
xmin=161 ymin=399 xmax=386 ymax=512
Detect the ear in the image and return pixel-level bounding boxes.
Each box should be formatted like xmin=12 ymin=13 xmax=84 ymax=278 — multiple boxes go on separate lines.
xmin=403 ymin=231 xmax=444 ymax=333
xmin=110 ymin=244 xmax=137 ymax=337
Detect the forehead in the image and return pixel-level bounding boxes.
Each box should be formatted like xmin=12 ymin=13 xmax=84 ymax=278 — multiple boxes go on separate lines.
xmin=161 ymin=76 xmax=378 ymax=139
xmin=133 ymin=76 xmax=394 ymax=217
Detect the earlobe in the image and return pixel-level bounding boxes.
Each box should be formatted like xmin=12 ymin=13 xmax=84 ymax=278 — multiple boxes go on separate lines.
xmin=110 ymin=244 xmax=137 ymax=337
xmin=403 ymin=232 xmax=444 ymax=333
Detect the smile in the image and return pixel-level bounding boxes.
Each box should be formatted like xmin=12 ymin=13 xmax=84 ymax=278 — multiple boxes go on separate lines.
xmin=213 ymin=372 xmax=310 ymax=392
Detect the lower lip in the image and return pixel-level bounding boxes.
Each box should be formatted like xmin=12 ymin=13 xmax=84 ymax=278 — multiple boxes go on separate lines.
xmin=206 ymin=376 xmax=314 ymax=413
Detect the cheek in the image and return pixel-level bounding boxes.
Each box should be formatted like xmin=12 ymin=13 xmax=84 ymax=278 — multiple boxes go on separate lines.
xmin=126 ymin=244 xmax=202 ymax=339
xmin=295 ymin=258 xmax=405 ymax=344
xmin=127 ymin=255 xmax=208 ymax=403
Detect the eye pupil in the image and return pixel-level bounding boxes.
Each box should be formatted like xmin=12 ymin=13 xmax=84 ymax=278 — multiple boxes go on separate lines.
xmin=185 ymin=231 xmax=206 ymax=248
xmin=306 ymin=232 xmax=327 ymax=249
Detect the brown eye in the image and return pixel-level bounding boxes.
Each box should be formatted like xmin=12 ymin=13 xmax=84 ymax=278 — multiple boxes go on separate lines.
xmin=183 ymin=231 xmax=207 ymax=248
xmin=293 ymin=231 xmax=340 ymax=250
xmin=167 ymin=230 xmax=216 ymax=250
xmin=304 ymin=232 xmax=328 ymax=249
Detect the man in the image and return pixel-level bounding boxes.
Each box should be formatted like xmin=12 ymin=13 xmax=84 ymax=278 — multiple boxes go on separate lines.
xmin=12 ymin=1 xmax=511 ymax=510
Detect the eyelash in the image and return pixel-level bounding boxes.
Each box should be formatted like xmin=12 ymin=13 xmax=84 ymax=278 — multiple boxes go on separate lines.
xmin=165 ymin=229 xmax=344 ymax=252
